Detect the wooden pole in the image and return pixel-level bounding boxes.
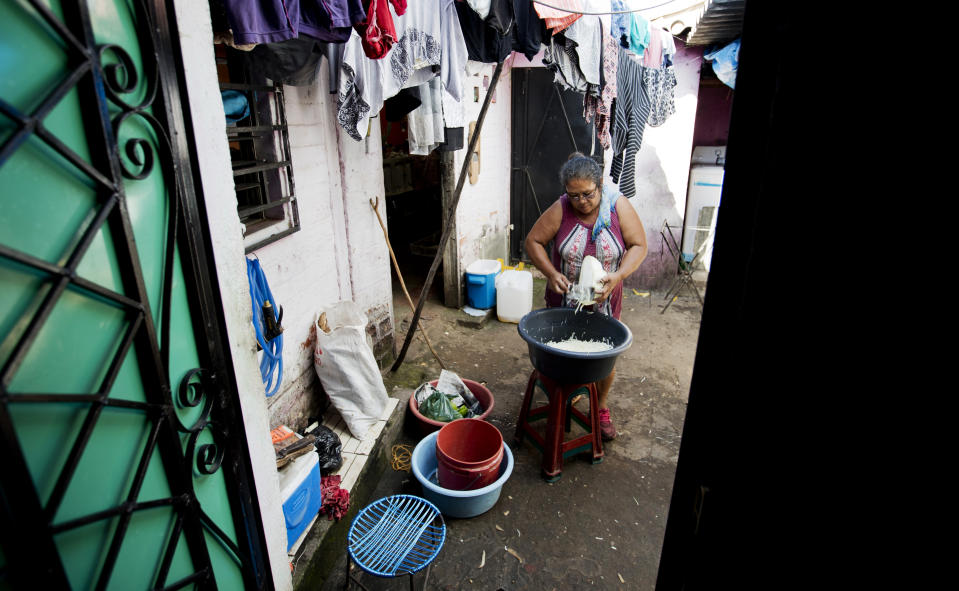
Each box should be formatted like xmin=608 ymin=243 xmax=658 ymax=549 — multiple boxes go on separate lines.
xmin=390 ymin=61 xmax=504 ymax=372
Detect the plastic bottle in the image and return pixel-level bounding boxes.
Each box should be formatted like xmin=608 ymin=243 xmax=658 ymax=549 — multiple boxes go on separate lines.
xmin=495 ymin=269 xmax=533 ymax=323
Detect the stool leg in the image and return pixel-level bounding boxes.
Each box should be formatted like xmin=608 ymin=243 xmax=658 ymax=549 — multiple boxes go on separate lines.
xmin=514 ymin=370 xmax=537 ymax=445
xmin=417 ymin=563 xmax=433 ymax=591
xmin=542 ymin=381 xmax=565 ymax=481
xmin=589 ymin=383 xmax=604 ymax=463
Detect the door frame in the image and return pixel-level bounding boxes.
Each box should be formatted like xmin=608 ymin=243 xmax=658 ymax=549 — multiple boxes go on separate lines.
xmin=0 ymin=0 xmax=272 ymax=587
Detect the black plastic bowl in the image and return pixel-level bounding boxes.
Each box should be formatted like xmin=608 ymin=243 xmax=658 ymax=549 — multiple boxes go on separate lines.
xmin=517 ymin=308 xmax=633 ymax=383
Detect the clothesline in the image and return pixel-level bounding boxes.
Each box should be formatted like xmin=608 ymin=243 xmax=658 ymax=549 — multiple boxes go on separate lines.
xmin=532 ymin=0 xmax=679 ymax=15
xmin=534 ymin=1 xmax=691 ymax=45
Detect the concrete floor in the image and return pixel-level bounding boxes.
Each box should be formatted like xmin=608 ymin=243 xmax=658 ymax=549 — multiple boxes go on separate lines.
xmin=317 ymin=271 xmax=704 ymax=590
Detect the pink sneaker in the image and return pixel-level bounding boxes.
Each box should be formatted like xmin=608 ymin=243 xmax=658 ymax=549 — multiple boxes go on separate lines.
xmin=598 ymin=408 xmax=617 ymax=441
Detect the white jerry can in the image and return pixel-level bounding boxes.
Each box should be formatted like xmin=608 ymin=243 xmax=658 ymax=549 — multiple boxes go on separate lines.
xmin=495 ymin=269 xmax=533 ymax=323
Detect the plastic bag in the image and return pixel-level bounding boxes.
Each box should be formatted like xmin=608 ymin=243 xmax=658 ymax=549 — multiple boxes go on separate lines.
xmin=421 ymin=390 xmax=463 ymax=422
xmin=306 ymin=424 xmax=343 ymax=474
xmin=313 ymin=301 xmax=390 ymax=439
xmin=703 ymin=38 xmax=739 ymax=89
xmin=436 ymin=370 xmax=483 ymax=416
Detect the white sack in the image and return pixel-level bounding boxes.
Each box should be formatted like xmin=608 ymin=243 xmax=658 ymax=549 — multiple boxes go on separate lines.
xmin=313 ymin=301 xmax=389 ymax=439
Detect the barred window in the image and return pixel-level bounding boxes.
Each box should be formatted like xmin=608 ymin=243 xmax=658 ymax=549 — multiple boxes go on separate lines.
xmin=215 ymin=44 xmax=300 ymax=252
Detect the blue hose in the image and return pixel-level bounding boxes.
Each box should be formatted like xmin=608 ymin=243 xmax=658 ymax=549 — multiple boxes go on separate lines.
xmin=247 ymin=258 xmax=283 ymax=397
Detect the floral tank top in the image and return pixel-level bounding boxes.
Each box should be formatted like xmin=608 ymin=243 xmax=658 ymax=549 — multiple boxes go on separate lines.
xmin=545 ymin=194 xmax=626 ymax=319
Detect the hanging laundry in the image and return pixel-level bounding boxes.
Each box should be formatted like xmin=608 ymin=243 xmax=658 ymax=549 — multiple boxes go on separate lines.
xmin=407 ymin=77 xmax=446 ymax=154
xmin=322 ymin=42 xmax=347 ymax=93
xmin=385 ymin=0 xmax=466 ymax=99
xmin=584 ymin=33 xmax=619 ymax=150
xmin=543 ymin=16 xmax=601 ymax=96
xmin=337 ymin=30 xmax=385 ymax=141
xmin=662 ymin=28 xmax=677 ymax=67
xmin=643 ymin=61 xmax=676 ymax=127
xmin=628 ymin=11 xmax=650 ymax=55
xmin=439 ymin=71 xmax=466 ymax=151
xmin=247 ymin=37 xmax=321 ymax=87
xmin=355 ymin=0 xmax=408 ymax=59
xmin=543 ymin=35 xmax=581 ymax=92
xmin=441 ymin=69 xmax=466 ymax=128
xmin=337 ymin=0 xmax=467 ymax=141
xmin=219 ymin=0 xmax=368 ymax=45
xmin=456 ymin=1 xmax=509 ymax=63
xmin=485 ymin=0 xmax=515 ymax=36
xmin=511 ymin=0 xmax=545 ymax=60
xmin=465 ymin=0 xmax=492 ymax=20
xmin=383 ymin=87 xmax=422 ymax=121
xmin=646 ymin=30 xmax=677 ymax=127
xmin=456 ymin=0 xmax=513 ymax=64
xmin=301 ymin=0 xmax=369 ymax=42
xmin=610 ymin=0 xmax=631 ymax=48
xmin=533 ymin=0 xmax=583 ymax=35
xmin=609 ymin=47 xmax=650 ymax=199
xmin=218 ymin=0 xmax=299 ymax=45
xmin=641 ymin=23 xmax=664 ymax=68
xmin=562 ymin=15 xmax=602 ymax=87
xmin=213 ymin=30 xmax=257 ymax=51
xmin=704 ymin=38 xmax=739 ymax=89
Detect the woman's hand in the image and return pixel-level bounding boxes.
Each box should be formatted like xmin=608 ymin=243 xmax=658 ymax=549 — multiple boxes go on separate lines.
xmin=548 ymin=270 xmax=571 ymax=295
xmin=593 ymin=271 xmax=623 ymax=303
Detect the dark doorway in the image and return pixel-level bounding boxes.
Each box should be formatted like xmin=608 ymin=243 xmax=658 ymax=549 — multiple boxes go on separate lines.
xmin=380 ymin=113 xmax=445 ymax=306
xmin=509 ymin=68 xmax=604 ymax=263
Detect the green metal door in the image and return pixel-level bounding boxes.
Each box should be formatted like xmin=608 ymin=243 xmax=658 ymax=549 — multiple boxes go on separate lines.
xmin=1 ymin=0 xmax=271 ymax=588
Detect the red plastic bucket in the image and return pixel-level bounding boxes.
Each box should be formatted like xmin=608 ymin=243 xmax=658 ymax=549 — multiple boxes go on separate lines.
xmin=409 ymin=379 xmax=495 ymax=436
xmin=435 ymin=418 xmax=504 ymax=491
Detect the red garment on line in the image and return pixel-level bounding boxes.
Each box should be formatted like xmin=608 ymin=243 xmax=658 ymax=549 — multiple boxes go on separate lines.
xmin=357 ymin=0 xmax=407 ymax=59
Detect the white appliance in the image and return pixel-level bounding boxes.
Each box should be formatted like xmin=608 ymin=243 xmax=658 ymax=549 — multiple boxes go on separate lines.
xmin=682 ymin=146 xmax=725 ymax=271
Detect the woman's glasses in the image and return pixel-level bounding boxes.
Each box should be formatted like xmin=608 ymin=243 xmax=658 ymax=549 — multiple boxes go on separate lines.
xmin=567 ymin=187 xmax=597 ymax=202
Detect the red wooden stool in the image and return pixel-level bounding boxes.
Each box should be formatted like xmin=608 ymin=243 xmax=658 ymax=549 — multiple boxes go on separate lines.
xmin=513 ymin=369 xmax=604 ymax=482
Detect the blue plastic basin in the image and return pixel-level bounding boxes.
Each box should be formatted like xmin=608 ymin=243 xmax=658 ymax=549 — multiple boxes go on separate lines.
xmin=411 ymin=431 xmax=513 ymax=518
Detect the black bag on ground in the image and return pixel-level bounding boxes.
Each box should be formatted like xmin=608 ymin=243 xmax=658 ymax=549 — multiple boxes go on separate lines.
xmin=306 ymin=424 xmax=343 ymax=474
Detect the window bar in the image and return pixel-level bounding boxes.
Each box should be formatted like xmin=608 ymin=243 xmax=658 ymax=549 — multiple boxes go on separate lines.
xmin=275 ymin=85 xmax=300 ymax=232
xmin=231 ymin=160 xmax=291 ymax=176
xmin=227 ymin=124 xmax=284 ymax=136
xmin=218 ymin=82 xmax=276 ymax=92
xmin=244 ymin=227 xmax=300 ymax=254
xmin=238 ymin=195 xmax=293 ymax=218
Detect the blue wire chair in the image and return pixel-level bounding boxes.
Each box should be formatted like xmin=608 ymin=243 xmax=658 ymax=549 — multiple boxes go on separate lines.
xmin=346 ymin=495 xmax=446 ymax=590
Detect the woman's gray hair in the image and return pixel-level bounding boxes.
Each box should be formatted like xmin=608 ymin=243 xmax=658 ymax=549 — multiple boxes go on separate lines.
xmin=559 ymin=152 xmax=603 ymax=188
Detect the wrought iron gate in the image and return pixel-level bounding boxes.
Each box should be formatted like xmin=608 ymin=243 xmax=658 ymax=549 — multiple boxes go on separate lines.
xmin=0 ymin=0 xmax=271 ymax=588
xmin=509 ymin=67 xmax=604 ymax=262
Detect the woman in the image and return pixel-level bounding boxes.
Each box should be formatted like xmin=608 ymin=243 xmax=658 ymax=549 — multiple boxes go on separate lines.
xmin=524 ymin=152 xmax=648 ymax=440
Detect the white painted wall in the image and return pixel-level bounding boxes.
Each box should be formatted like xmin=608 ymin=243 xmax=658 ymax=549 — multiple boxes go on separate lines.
xmin=448 ymin=62 xmax=514 ymax=278
xmin=175 ymin=4 xmax=398 ymax=587
xmin=256 ymin=72 xmax=356 ymax=427
xmin=172 ymin=1 xmax=292 ymax=588
xmin=333 ymin=119 xmax=395 ymax=341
